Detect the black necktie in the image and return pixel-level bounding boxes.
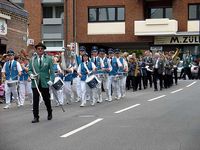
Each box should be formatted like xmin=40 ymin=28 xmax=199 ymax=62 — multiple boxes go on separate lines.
xmin=94 ymin=58 xmax=96 ymax=65
xmin=39 ymin=56 xmax=42 ymax=67
xmin=9 ymin=61 xmax=11 ymax=69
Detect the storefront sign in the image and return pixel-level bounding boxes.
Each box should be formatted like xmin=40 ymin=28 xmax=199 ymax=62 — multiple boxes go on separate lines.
xmin=150 ymin=46 xmax=163 ymax=51
xmin=0 ymin=19 xmax=7 ymax=35
xmin=154 ymin=35 xmax=200 ymax=45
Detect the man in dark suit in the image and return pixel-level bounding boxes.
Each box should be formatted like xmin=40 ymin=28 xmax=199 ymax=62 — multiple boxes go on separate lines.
xmin=153 ymin=52 xmax=165 ymax=91
xmin=29 ymin=42 xmax=55 ymax=123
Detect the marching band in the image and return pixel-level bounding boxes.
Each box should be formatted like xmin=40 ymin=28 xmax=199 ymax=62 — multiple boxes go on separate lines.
xmin=1 ymin=43 xmax=184 ymax=122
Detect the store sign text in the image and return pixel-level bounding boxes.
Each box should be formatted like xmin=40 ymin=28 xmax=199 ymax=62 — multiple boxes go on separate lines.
xmin=154 ymin=36 xmax=200 ymax=45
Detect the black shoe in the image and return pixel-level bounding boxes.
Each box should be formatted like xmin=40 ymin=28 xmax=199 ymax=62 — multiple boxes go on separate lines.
xmin=47 ymin=113 xmax=52 ymax=120
xmin=154 ymin=89 xmax=158 ymax=91
xmin=32 ymin=118 xmax=39 ymax=123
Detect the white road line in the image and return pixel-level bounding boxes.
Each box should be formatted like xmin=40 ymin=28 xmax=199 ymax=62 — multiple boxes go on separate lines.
xmin=186 ymin=81 xmax=197 ymax=87
xmin=114 ymin=104 xmax=141 ymax=114
xmin=60 ymin=118 xmax=103 ymax=138
xmin=171 ymin=88 xmax=183 ymax=94
xmin=147 ymin=95 xmax=166 ymax=102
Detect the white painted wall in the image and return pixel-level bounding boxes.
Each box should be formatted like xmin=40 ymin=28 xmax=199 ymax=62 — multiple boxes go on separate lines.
xmin=88 ymin=22 xmax=125 ymax=35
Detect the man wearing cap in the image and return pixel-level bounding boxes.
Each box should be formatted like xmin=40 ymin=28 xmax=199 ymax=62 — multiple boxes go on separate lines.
xmin=107 ymin=48 xmax=122 ymax=101
xmin=1 ymin=49 xmax=22 ymax=109
xmin=90 ymin=46 xmax=104 ymax=103
xmin=98 ymin=48 xmax=112 ymax=101
xmin=115 ymin=49 xmax=128 ymax=98
xmin=28 ymin=42 xmax=55 ymax=123
xmin=74 ymin=46 xmax=86 ymax=103
xmin=77 ymin=52 xmax=96 ymax=107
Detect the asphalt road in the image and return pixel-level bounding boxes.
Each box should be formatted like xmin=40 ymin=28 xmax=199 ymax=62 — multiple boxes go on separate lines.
xmin=0 ymin=80 xmax=200 ymax=150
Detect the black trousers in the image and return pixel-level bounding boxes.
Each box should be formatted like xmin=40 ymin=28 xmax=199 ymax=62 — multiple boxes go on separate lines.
xmin=126 ymin=75 xmax=133 ymax=90
xmin=146 ymin=71 xmax=152 ymax=87
xmin=173 ymin=68 xmax=178 ymax=85
xmin=153 ymin=69 xmax=163 ymax=90
xmin=32 ymin=86 xmax=52 ymax=119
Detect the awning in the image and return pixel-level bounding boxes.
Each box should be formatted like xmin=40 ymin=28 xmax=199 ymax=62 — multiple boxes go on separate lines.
xmin=175 ymin=31 xmax=200 ymax=36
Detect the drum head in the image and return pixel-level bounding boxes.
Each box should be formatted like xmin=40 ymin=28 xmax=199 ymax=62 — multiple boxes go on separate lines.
xmin=85 ymin=75 xmax=94 ymax=83
xmin=52 ymin=77 xmax=64 ymax=90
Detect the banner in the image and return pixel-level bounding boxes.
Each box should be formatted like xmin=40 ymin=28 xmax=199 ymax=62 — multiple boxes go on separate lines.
xmin=0 ymin=19 xmax=7 ymax=35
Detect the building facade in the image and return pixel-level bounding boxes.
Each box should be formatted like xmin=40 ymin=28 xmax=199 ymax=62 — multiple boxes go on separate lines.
xmin=10 ymin=0 xmax=65 ymax=52
xmin=0 ymin=0 xmax=28 ymax=54
xmin=11 ymin=0 xmax=200 ymax=58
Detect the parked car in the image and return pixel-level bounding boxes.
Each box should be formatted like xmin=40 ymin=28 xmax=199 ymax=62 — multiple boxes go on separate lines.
xmin=177 ymin=61 xmax=183 ymax=78
xmin=190 ymin=62 xmax=199 ymax=79
xmin=177 ymin=60 xmax=199 ymax=79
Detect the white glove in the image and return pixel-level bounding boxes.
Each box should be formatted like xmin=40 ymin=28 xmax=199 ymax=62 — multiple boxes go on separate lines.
xmin=30 ymin=74 xmax=38 ymax=79
xmin=47 ymin=80 xmax=53 ymax=86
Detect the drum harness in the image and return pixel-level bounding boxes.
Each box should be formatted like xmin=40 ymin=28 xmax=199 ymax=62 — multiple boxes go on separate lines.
xmin=84 ymin=62 xmax=101 ymax=88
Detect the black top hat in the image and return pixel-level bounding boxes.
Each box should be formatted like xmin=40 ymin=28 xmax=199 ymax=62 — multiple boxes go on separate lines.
xmin=35 ymin=42 xmax=46 ymax=50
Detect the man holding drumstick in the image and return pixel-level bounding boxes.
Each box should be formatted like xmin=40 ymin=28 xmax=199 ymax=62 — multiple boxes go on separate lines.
xmin=1 ymin=49 xmax=22 ymax=109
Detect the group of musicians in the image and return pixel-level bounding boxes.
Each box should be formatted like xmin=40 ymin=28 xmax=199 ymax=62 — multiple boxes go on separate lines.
xmin=1 ymin=42 xmax=180 ymax=123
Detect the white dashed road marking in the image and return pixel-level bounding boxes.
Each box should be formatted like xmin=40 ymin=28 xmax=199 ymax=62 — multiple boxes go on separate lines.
xmin=186 ymin=81 xmax=196 ymax=87
xmin=147 ymin=95 xmax=166 ymax=102
xmin=114 ymin=104 xmax=141 ymax=114
xmin=60 ymin=118 xmax=103 ymax=138
xmin=171 ymin=88 xmax=183 ymax=94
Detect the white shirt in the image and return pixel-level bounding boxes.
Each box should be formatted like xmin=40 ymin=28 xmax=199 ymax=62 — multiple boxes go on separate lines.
xmin=2 ymin=60 xmax=22 ymax=73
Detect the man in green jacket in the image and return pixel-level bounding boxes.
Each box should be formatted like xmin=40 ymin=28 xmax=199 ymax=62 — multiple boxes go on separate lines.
xmin=29 ymin=42 xmax=55 ymax=123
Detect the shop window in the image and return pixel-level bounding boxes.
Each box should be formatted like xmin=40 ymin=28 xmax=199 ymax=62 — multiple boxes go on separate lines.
xmin=88 ymin=7 xmax=125 ymax=22
xmin=148 ymin=7 xmax=172 ymax=19
xmin=189 ymin=4 xmax=200 ymax=20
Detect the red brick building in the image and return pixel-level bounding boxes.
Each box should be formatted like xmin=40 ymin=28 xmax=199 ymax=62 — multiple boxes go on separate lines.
xmin=67 ymin=0 xmax=200 ymax=58
xmin=0 ymin=0 xmax=28 ymax=54
xmin=11 ymin=0 xmax=200 ymax=57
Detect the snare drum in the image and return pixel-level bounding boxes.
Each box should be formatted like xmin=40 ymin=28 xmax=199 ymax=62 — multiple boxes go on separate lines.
xmin=114 ymin=75 xmax=123 ymax=81
xmin=7 ymin=80 xmax=18 ymax=87
xmin=96 ymin=73 xmax=105 ymax=79
xmin=85 ymin=75 xmax=100 ymax=89
xmin=52 ymin=77 xmax=64 ymax=90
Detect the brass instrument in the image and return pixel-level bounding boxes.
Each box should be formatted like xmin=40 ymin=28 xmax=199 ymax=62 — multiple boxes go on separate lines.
xmin=134 ymin=58 xmax=139 ymax=77
xmin=61 ymin=42 xmax=79 ymax=71
xmin=172 ymin=48 xmax=180 ymax=66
